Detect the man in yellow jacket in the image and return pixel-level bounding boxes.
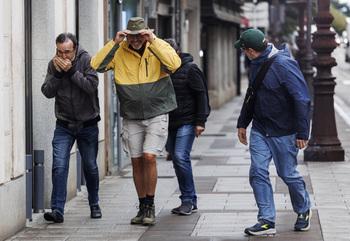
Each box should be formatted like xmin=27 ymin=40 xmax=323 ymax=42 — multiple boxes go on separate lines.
xmin=91 ymin=17 xmax=181 ymax=226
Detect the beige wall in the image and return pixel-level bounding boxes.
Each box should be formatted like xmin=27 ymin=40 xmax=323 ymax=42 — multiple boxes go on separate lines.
xmin=0 ymin=0 xmax=26 ymax=239
xmin=0 ymin=1 xmax=107 ymax=239
xmin=0 ymin=0 xmax=25 ymax=187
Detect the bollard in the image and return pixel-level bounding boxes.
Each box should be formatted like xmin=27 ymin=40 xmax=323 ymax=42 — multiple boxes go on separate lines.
xmin=77 ymin=150 xmax=82 ymax=191
xmin=33 ymin=150 xmax=45 ymax=213
xmin=26 ymin=155 xmax=33 ymax=221
xmin=77 ymin=150 xmax=85 ymax=191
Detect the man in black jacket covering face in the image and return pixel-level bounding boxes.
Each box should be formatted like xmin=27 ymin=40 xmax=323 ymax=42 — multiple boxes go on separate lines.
xmin=42 ymin=32 xmax=102 ymax=223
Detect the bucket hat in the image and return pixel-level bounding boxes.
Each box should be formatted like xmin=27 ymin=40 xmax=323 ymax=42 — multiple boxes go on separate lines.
xmin=127 ymin=17 xmax=154 ymax=34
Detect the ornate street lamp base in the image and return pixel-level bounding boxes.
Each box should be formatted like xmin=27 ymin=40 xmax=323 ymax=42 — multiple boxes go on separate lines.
xmin=303 ymin=0 xmax=345 ymax=162
xmin=304 ymin=145 xmax=344 ymax=162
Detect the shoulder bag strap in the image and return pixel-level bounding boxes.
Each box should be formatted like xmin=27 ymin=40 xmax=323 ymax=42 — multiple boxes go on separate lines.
xmin=251 ymin=56 xmax=276 ymax=91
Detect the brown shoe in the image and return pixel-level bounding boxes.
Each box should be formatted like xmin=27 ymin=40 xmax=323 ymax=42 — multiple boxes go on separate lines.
xmin=142 ymin=204 xmax=155 ymax=226
xmin=131 ymin=204 xmax=145 ymax=224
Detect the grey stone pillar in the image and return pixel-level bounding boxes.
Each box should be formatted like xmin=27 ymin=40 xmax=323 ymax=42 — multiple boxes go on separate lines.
xmin=207 ymin=26 xmax=222 ymax=108
xmin=78 ymin=0 xmax=106 ymax=177
xmin=78 ymin=0 xmax=100 ymax=56
xmin=31 ymin=0 xmax=56 ymax=208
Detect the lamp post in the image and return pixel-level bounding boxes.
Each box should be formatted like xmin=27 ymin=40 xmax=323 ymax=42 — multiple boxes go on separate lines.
xmin=304 ymin=0 xmax=344 ymax=162
xmin=287 ymin=0 xmax=314 ymax=103
xmin=303 ymin=0 xmax=314 ymax=103
xmin=287 ymin=1 xmax=306 ymax=66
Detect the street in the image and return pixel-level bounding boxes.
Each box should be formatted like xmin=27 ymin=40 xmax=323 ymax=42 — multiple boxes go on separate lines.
xmin=5 ymin=44 xmax=350 ymax=241
xmin=333 ymin=46 xmax=350 ymax=128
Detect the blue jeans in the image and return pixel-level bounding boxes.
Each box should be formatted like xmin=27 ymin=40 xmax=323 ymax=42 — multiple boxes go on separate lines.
xmin=249 ymin=129 xmax=311 ymax=223
xmin=166 ymin=125 xmax=197 ymax=206
xmin=51 ymin=124 xmax=100 ymax=215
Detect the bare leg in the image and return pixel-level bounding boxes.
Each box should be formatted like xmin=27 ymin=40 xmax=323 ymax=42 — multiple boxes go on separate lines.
xmin=143 ymin=153 xmax=158 ymax=195
xmin=131 ymin=157 xmax=146 ymax=198
xmin=132 ymin=153 xmax=158 ymax=197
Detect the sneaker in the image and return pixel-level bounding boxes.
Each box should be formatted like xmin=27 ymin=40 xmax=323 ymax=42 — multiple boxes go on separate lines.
xmin=90 ymin=205 xmax=102 ymax=219
xmin=244 ymin=219 xmax=276 ymax=236
xmin=142 ymin=204 xmax=155 ymax=226
xmin=171 ymin=204 xmax=198 ymax=214
xmin=294 ymin=209 xmax=312 ymax=231
xmin=179 ymin=206 xmax=192 ymax=215
xmin=192 ymin=205 xmax=198 ymax=213
xmin=43 ymin=211 xmax=64 ymax=223
xmin=178 ymin=201 xmax=192 ymax=215
xmin=130 ymin=204 xmax=145 ymax=224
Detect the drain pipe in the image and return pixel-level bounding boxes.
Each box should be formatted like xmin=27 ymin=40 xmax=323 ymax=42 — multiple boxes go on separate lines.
xmin=25 ymin=0 xmax=33 ymax=155
xmin=26 ymin=155 xmax=33 ymax=221
xmin=25 ymin=0 xmax=34 ymax=221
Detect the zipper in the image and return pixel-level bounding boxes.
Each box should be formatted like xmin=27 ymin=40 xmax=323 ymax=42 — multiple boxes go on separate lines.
xmin=70 ymin=81 xmax=77 ymax=129
xmin=145 ymin=58 xmax=148 ymax=77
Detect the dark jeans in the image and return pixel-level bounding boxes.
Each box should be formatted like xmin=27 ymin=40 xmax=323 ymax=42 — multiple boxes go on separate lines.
xmin=166 ymin=125 xmax=197 ymax=206
xmin=51 ymin=124 xmax=99 ymax=215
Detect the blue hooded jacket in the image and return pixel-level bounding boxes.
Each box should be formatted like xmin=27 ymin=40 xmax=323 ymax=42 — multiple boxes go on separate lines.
xmin=237 ymin=44 xmax=311 ymax=140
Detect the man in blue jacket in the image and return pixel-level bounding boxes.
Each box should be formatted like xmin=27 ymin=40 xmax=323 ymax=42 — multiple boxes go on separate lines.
xmin=235 ymin=29 xmax=312 ymax=236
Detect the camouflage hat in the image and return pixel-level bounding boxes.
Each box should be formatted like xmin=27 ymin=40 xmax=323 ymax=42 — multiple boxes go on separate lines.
xmin=127 ymin=17 xmax=154 ymax=35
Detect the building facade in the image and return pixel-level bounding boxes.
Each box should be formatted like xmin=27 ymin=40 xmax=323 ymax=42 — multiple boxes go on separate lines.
xmin=1 ymin=0 xmax=107 ymax=239
xmin=0 ymin=0 xmax=241 ymax=239
xmin=0 ymin=0 xmax=26 ymax=238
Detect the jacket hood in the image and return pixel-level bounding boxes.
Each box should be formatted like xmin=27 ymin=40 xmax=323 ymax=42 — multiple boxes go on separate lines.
xmin=254 ymin=43 xmax=291 ymax=64
xmin=73 ymin=44 xmax=88 ymax=61
xmin=179 ymin=52 xmax=194 ymax=66
xmin=119 ymin=34 xmax=157 ymax=56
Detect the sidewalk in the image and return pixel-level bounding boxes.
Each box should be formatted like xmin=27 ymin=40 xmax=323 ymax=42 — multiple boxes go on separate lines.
xmin=7 ymin=90 xmax=350 ymax=241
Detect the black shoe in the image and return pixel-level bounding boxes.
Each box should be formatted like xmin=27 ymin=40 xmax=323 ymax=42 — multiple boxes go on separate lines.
xmin=90 ymin=205 xmax=102 ymax=219
xmin=44 ymin=211 xmax=64 ymax=223
xmin=244 ymin=219 xmax=276 ymax=236
xmin=294 ymin=209 xmax=312 ymax=231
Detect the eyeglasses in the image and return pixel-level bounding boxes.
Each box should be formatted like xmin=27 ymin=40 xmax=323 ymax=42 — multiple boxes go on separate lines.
xmin=127 ymin=34 xmax=144 ymax=39
xmin=240 ymin=47 xmax=247 ymax=51
xmin=56 ymin=49 xmax=75 ymax=55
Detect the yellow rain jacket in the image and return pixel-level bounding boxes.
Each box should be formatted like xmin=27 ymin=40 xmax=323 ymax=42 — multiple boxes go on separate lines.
xmin=91 ymin=37 xmax=181 ymax=120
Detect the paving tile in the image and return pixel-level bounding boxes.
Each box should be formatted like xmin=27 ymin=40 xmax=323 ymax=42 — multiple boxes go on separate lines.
xmin=213 ymin=177 xmax=276 ymax=192
xmin=7 ymin=79 xmax=350 ymax=241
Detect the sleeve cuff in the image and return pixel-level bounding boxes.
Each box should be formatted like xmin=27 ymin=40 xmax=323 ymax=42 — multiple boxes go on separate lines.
xmin=53 ymin=70 xmax=63 ymax=79
xmin=196 ymin=121 xmax=205 ymax=128
xmin=67 ymin=66 xmax=77 ymax=77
